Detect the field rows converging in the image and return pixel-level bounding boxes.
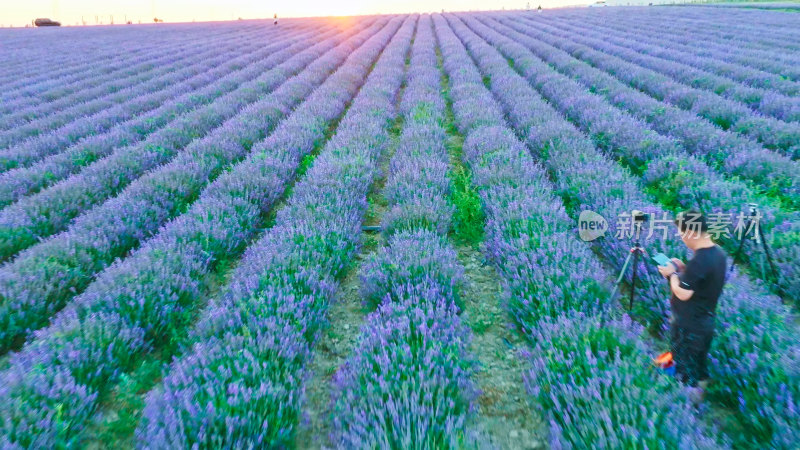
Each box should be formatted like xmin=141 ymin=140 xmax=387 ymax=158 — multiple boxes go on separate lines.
xmin=502 ymin=14 xmax=800 ymax=159
xmin=436 ymin=14 xmax=719 ymax=447
xmin=552 ymin=9 xmax=800 ymax=77
xmin=640 ymin=9 xmax=800 ymax=50
xmin=450 ymin=13 xmax=799 ymax=448
xmin=0 ymin=34 xmax=298 ymax=254
xmin=0 ymin=17 xmax=381 ymax=352
xmin=0 ymin=24 xmax=245 ymax=80
xmin=0 ymin=25 xmax=336 ymax=208
xmin=137 ymin=15 xmax=413 ymax=447
xmin=323 ymin=15 xmax=483 ymax=447
xmin=0 ymin=26 xmax=312 ymax=147
xmin=0 ymin=5 xmax=797 ymax=448
xmin=608 ymin=7 xmax=800 ymax=43
xmin=0 ymin=24 xmax=320 ymax=161
xmin=0 ymin=22 xmax=281 ymax=105
xmin=471 ymin=14 xmax=800 ymax=301
xmin=492 ymin=14 xmax=800 ymax=192
xmin=0 ymin=23 xmax=291 ymax=129
xmin=540 ymin=14 xmax=800 ymax=97
xmin=0 ymin=23 xmax=273 ymax=114
xmin=0 ymin=15 xmax=395 ymax=446
xmin=0 ymin=25 xmax=329 ymax=177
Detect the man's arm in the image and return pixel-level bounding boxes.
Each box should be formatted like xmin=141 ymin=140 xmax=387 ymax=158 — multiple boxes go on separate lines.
xmin=659 ymin=254 xmax=706 ymax=301
xmin=669 ymin=272 xmax=694 ymax=301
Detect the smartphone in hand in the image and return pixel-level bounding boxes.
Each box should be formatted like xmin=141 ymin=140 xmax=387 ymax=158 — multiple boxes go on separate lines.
xmin=652 ymin=253 xmax=672 ymax=267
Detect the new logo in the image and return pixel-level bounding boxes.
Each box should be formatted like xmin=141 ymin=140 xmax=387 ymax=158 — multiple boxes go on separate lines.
xmin=578 ymin=210 xmax=607 ymax=241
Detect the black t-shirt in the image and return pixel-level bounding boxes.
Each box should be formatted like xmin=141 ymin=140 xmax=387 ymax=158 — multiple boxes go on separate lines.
xmin=670 ymin=245 xmax=727 ymax=331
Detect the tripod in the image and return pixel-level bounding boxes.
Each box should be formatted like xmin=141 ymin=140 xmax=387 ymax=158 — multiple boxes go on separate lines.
xmin=607 ymin=219 xmax=663 ymax=313
xmin=729 ymin=206 xmax=779 ymax=282
xmin=608 ymin=240 xmax=649 ymax=311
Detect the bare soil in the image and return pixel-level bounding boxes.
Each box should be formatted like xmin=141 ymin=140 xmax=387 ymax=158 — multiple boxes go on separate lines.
xmin=457 ymin=244 xmax=547 ymax=450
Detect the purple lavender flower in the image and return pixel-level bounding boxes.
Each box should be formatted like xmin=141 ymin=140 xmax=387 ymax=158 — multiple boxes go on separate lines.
xmin=0 ymin=17 xmax=401 ymax=447
xmin=136 ymin=16 xmax=414 ymax=447
xmin=331 ymin=290 xmax=478 ymax=448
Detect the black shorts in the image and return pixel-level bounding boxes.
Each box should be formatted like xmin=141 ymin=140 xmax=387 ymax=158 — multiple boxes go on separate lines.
xmin=670 ymin=325 xmax=714 ymax=387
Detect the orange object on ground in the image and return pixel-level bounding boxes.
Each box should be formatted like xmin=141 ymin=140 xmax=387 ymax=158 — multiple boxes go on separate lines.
xmin=655 ymin=351 xmax=674 ymax=369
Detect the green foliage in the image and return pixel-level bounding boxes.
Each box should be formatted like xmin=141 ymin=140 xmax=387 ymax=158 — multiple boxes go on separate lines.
xmin=297 ymin=152 xmax=315 ymax=177
xmin=89 ymin=359 xmax=165 ymax=447
xmin=449 ymin=165 xmax=485 ymax=247
xmin=410 ymin=101 xmax=438 ymax=123
xmin=526 ymin=316 xmax=714 ymax=448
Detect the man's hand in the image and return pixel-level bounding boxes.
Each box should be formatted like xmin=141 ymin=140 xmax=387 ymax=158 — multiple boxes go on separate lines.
xmin=658 ymin=264 xmax=676 ymax=278
xmin=670 ymin=258 xmax=685 ymax=273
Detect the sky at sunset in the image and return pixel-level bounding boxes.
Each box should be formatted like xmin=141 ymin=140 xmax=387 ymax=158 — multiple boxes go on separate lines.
xmin=0 ymin=0 xmax=631 ymax=27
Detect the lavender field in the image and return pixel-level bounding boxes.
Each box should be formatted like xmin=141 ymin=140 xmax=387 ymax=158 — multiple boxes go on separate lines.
xmin=0 ymin=6 xmax=798 ymax=449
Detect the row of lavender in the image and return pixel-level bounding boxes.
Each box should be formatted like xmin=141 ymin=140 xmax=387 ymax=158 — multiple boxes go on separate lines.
xmin=435 ymin=14 xmax=718 ymax=447
xmin=566 ymin=9 xmax=800 ymax=80
xmin=595 ymin=7 xmax=800 ymax=51
xmin=0 ymin=25 xmax=334 ymax=208
xmin=0 ymin=23 xmax=284 ymax=132
xmin=0 ymin=25 xmax=307 ymax=163
xmin=134 ymin=16 xmax=414 ymax=447
xmin=0 ymin=19 xmax=375 ymax=353
xmin=0 ymin=24 xmax=261 ymax=109
xmin=0 ymin=24 xmax=278 ymax=135
xmin=708 ymin=3 xmax=800 ymax=9
xmin=481 ymin=15 xmax=800 ymax=301
xmin=0 ymin=23 xmax=331 ymax=262
xmin=505 ymin=14 xmax=800 ymax=160
xmin=458 ymin=13 xmax=798 ymax=446
xmin=1 ymin=35 xmax=212 ymax=122
xmin=541 ymin=12 xmax=800 ymax=97
xmin=522 ymin=15 xmax=800 ymax=125
xmin=0 ymin=25 xmax=326 ymax=179
xmin=586 ymin=10 xmax=800 ymax=51
xmin=331 ymin=15 xmax=479 ymax=446
xmin=497 ymin=12 xmax=800 ymax=199
xmin=639 ymin=8 xmax=800 ymax=47
xmin=0 ymin=17 xmax=395 ymax=447
xmin=0 ymin=22 xmax=267 ymax=91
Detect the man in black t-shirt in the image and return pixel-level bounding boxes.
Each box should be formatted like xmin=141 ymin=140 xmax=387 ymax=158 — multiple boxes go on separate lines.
xmin=657 ymin=210 xmax=727 ymax=396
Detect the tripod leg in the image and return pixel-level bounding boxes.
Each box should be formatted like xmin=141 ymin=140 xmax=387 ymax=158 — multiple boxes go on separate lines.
xmin=630 ymin=251 xmax=640 ymax=311
xmin=609 ymin=252 xmax=633 ymax=304
xmin=758 ymin=224 xmax=780 ymax=282
xmin=729 ymin=218 xmax=752 ymax=274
